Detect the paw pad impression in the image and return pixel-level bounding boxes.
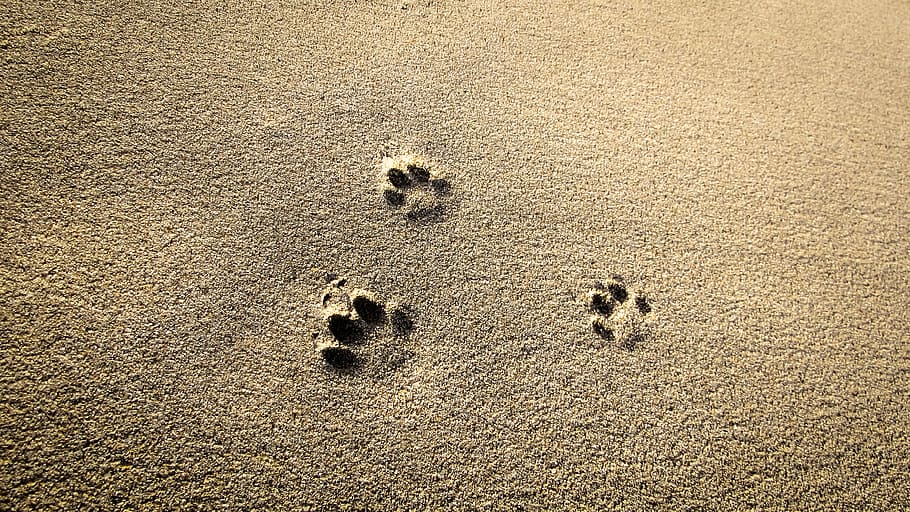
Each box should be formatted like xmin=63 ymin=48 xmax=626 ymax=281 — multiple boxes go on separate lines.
xmin=584 ymin=277 xmax=652 ymax=350
xmin=380 ymin=154 xmax=452 ymax=221
xmin=315 ymin=277 xmax=415 ymax=370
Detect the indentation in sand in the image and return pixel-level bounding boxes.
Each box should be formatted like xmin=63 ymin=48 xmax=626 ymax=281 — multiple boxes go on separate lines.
xmin=314 ymin=277 xmax=416 ymax=372
xmin=379 ymin=153 xmax=454 ymax=222
xmin=584 ymin=276 xmax=652 ymax=350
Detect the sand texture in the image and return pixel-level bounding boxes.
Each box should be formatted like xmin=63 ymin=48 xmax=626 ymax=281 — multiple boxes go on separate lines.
xmin=2 ymin=0 xmax=909 ymax=509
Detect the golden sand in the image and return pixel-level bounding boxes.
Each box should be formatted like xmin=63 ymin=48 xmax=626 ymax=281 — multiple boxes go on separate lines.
xmin=2 ymin=0 xmax=908 ymax=509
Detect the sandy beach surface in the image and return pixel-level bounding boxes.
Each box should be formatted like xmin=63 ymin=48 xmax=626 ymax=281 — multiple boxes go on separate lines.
xmin=2 ymin=0 xmax=909 ymax=509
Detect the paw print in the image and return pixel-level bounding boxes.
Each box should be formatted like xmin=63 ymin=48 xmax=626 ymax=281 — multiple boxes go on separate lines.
xmin=380 ymin=154 xmax=453 ymax=222
xmin=584 ymin=276 xmax=652 ymax=350
xmin=314 ymin=277 xmax=416 ymax=371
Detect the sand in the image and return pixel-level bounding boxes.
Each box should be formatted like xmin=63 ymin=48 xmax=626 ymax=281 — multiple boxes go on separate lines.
xmin=2 ymin=0 xmax=909 ymax=509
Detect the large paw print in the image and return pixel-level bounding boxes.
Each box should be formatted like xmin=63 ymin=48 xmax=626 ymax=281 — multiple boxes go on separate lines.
xmin=584 ymin=276 xmax=652 ymax=350
xmin=380 ymin=154 xmax=453 ymax=222
xmin=314 ymin=277 xmax=416 ymax=371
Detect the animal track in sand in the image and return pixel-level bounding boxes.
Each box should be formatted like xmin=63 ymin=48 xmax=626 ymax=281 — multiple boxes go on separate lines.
xmin=315 ymin=277 xmax=416 ymax=371
xmin=583 ymin=276 xmax=652 ymax=350
xmin=380 ymin=154 xmax=453 ymax=222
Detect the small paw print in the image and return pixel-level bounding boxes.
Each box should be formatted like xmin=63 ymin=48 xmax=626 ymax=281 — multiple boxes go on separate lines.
xmin=315 ymin=277 xmax=416 ymax=371
xmin=380 ymin=154 xmax=453 ymax=221
xmin=584 ymin=276 xmax=652 ymax=350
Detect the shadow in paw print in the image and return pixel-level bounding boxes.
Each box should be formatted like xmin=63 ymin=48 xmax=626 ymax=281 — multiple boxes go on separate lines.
xmin=352 ymin=290 xmax=385 ymax=323
xmin=429 ymin=177 xmax=451 ymax=195
xmin=318 ymin=344 xmax=358 ymax=370
xmin=327 ymin=312 xmax=362 ymax=344
xmin=607 ymin=282 xmax=628 ymax=303
xmin=635 ymin=295 xmax=651 ymax=315
xmin=316 ymin=278 xmax=419 ymax=374
xmin=322 ymin=283 xmax=388 ymax=347
xmin=389 ymin=304 xmax=415 ymax=336
xmin=381 ymin=154 xmax=454 ymax=224
xmin=387 ymin=167 xmax=411 ymax=187
xmin=585 ymin=277 xmax=652 ymax=351
xmin=383 ymin=188 xmax=405 ymax=206
xmin=588 ymin=291 xmax=616 ymax=317
xmin=407 ymin=163 xmax=430 ymax=182
xmin=591 ymin=316 xmax=614 ymax=341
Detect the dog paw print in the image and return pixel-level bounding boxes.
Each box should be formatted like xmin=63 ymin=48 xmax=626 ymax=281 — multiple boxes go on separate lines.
xmin=380 ymin=154 xmax=453 ymax=222
xmin=583 ymin=276 xmax=652 ymax=350
xmin=314 ymin=277 xmax=416 ymax=371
